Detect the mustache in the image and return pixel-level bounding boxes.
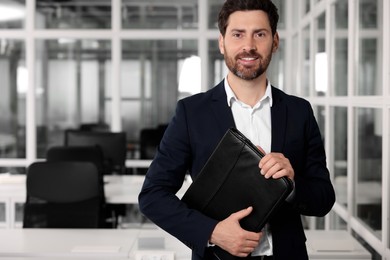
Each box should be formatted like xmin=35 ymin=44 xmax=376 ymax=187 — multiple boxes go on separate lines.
xmin=236 ymin=49 xmax=261 ymax=59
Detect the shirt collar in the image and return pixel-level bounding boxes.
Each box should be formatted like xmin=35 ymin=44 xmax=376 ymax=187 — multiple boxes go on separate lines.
xmin=224 ymin=77 xmax=273 ymax=107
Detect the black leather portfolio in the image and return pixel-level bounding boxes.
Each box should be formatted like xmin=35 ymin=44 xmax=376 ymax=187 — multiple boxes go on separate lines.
xmin=181 ymin=128 xmax=294 ymax=259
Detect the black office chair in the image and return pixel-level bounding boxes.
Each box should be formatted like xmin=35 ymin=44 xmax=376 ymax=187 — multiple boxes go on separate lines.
xmin=64 ymin=130 xmax=127 ymax=175
xmin=45 ymin=145 xmax=120 ymax=227
xmin=46 ymin=145 xmax=105 ymax=177
xmin=64 ymin=130 xmax=128 ymax=225
xmin=79 ymin=123 xmax=110 ymax=132
xmin=23 ymin=161 xmax=106 ymax=228
xmin=140 ymin=124 xmax=167 ymax=159
xmin=137 ymin=124 xmax=167 ymax=175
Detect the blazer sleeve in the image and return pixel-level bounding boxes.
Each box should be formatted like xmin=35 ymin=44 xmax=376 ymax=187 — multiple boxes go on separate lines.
xmin=289 ymin=100 xmax=336 ymax=216
xmin=138 ymin=99 xmax=218 ymax=257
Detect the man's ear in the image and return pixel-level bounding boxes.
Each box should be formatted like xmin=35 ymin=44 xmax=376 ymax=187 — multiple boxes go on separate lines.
xmin=272 ymin=32 xmax=279 ymax=53
xmin=218 ymin=34 xmax=225 ymax=55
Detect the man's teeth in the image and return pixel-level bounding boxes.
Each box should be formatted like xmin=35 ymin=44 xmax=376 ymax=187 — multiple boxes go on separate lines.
xmin=241 ymin=57 xmax=256 ymax=60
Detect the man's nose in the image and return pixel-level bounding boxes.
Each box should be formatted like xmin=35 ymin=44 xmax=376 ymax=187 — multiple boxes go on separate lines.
xmin=242 ymin=37 xmax=256 ymax=52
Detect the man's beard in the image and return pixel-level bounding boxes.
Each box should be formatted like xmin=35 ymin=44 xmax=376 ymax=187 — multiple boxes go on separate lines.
xmin=224 ymin=48 xmax=273 ymax=81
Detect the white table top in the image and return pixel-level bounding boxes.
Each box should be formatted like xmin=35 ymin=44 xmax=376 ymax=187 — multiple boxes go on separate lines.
xmin=104 ymin=175 xmax=190 ymax=204
xmin=305 ymin=230 xmax=371 ymax=259
xmin=0 ymin=228 xmax=140 ymax=258
xmin=0 ymin=174 xmax=191 ymax=204
xmin=131 ymin=227 xmax=191 ymax=260
xmin=0 ymin=228 xmax=370 ymax=260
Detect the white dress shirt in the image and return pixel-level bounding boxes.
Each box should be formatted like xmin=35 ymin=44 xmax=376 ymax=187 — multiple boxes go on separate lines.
xmin=224 ymin=77 xmax=273 ymax=256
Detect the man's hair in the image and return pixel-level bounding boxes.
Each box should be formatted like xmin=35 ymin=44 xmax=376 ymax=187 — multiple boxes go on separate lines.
xmin=218 ymin=0 xmax=279 ymax=36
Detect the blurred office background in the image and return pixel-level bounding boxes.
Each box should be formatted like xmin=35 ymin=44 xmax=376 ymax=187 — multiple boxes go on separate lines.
xmin=0 ymin=0 xmax=389 ymax=258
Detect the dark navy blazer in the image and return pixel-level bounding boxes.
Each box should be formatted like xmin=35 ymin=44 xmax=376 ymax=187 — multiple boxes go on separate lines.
xmin=139 ymin=81 xmax=335 ymax=260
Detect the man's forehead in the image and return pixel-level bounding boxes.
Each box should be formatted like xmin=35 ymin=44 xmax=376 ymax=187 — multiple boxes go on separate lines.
xmin=226 ymin=10 xmax=271 ymax=31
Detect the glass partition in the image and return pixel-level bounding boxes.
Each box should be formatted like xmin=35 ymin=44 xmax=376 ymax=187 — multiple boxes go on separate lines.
xmin=329 ymin=211 xmax=348 ymax=230
xmin=208 ymin=40 xmax=225 ymax=87
xmin=315 ymin=13 xmax=327 ymax=96
xmin=35 ymin=39 xmax=111 ymax=157
xmin=304 ymin=0 xmax=311 ymax=15
xmin=301 ymin=25 xmax=311 ymax=96
xmin=358 ymin=39 xmax=380 ymax=95
xmin=335 ymin=0 xmax=348 ymax=29
xmin=267 ymin=39 xmax=285 ymax=90
xmin=354 ymin=107 xmax=382 ymax=238
xmin=314 ymin=105 xmax=325 ymax=141
xmin=35 ymin=0 xmax=111 ymax=29
xmin=333 ymin=0 xmax=348 ymax=97
xmin=357 ymin=0 xmax=382 ymax=96
xmin=291 ymin=0 xmax=299 ymax=29
xmin=332 ymin=107 xmax=348 ymax=207
xmin=121 ymin=39 xmax=197 ymax=159
xmin=334 ymin=38 xmax=348 ymax=96
xmin=0 ymin=39 xmax=25 ymax=158
xmin=122 ymin=0 xmax=198 ymax=29
xmin=291 ymin=35 xmax=298 ymax=96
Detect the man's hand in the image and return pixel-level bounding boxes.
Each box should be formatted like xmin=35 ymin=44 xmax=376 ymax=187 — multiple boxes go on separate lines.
xmin=259 ymin=152 xmax=295 ymax=180
xmin=209 ymin=207 xmax=262 ymax=257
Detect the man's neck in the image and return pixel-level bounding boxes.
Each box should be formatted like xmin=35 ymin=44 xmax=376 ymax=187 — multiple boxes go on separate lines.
xmin=227 ymin=73 xmax=268 ymax=107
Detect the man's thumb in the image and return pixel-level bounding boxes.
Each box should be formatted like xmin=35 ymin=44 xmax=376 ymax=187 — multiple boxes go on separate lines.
xmin=233 ymin=206 xmax=253 ymax=220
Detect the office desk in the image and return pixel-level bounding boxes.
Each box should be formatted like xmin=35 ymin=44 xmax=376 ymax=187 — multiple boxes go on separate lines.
xmin=305 ymin=230 xmax=371 ymax=259
xmin=132 ymin=229 xmax=371 ymax=260
xmin=0 ymin=227 xmax=190 ymax=259
xmin=130 ymin=227 xmax=191 ymax=260
xmin=104 ymin=175 xmax=190 ymax=204
xmin=0 ymin=228 xmax=370 ymax=260
xmin=0 ymin=228 xmax=140 ymax=258
xmin=0 ymin=174 xmax=191 ymax=228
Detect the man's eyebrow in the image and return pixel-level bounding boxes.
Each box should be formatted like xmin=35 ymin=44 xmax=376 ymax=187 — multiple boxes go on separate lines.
xmin=253 ymin=28 xmax=270 ymax=33
xmin=229 ymin=28 xmax=245 ymax=33
xmin=229 ymin=28 xmax=270 ymax=33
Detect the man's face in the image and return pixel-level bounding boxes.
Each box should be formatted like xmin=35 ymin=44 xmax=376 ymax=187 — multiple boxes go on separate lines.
xmin=219 ymin=10 xmax=279 ymax=81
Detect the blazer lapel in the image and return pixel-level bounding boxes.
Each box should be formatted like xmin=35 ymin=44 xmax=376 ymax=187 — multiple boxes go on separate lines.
xmin=210 ymin=81 xmax=235 ymax=136
xmin=271 ymin=87 xmax=287 ymax=152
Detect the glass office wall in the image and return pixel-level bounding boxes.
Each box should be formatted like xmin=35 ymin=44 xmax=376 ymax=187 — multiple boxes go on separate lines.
xmin=290 ymin=35 xmax=299 ymax=96
xmin=354 ymin=107 xmax=382 ymax=238
xmin=35 ymin=0 xmax=111 ymax=29
xmin=35 ymin=39 xmax=112 ymax=157
xmin=0 ymin=40 xmax=25 ymax=159
xmin=121 ymin=39 xmax=197 ymax=158
xmin=291 ymin=0 xmax=385 ymax=256
xmin=301 ymin=25 xmax=311 ymax=96
xmin=122 ymin=0 xmax=198 ymax=29
xmin=315 ymin=12 xmax=326 ymax=97
xmin=357 ymin=0 xmax=381 ymax=96
xmin=304 ymin=0 xmax=311 ymax=15
xmin=333 ymin=0 xmax=348 ymax=96
xmin=332 ymin=107 xmax=348 ymax=207
xmin=268 ymin=39 xmax=286 ymax=90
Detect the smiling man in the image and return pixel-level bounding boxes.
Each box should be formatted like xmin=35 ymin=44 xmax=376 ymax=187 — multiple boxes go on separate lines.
xmin=139 ymin=1 xmax=335 ymax=259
